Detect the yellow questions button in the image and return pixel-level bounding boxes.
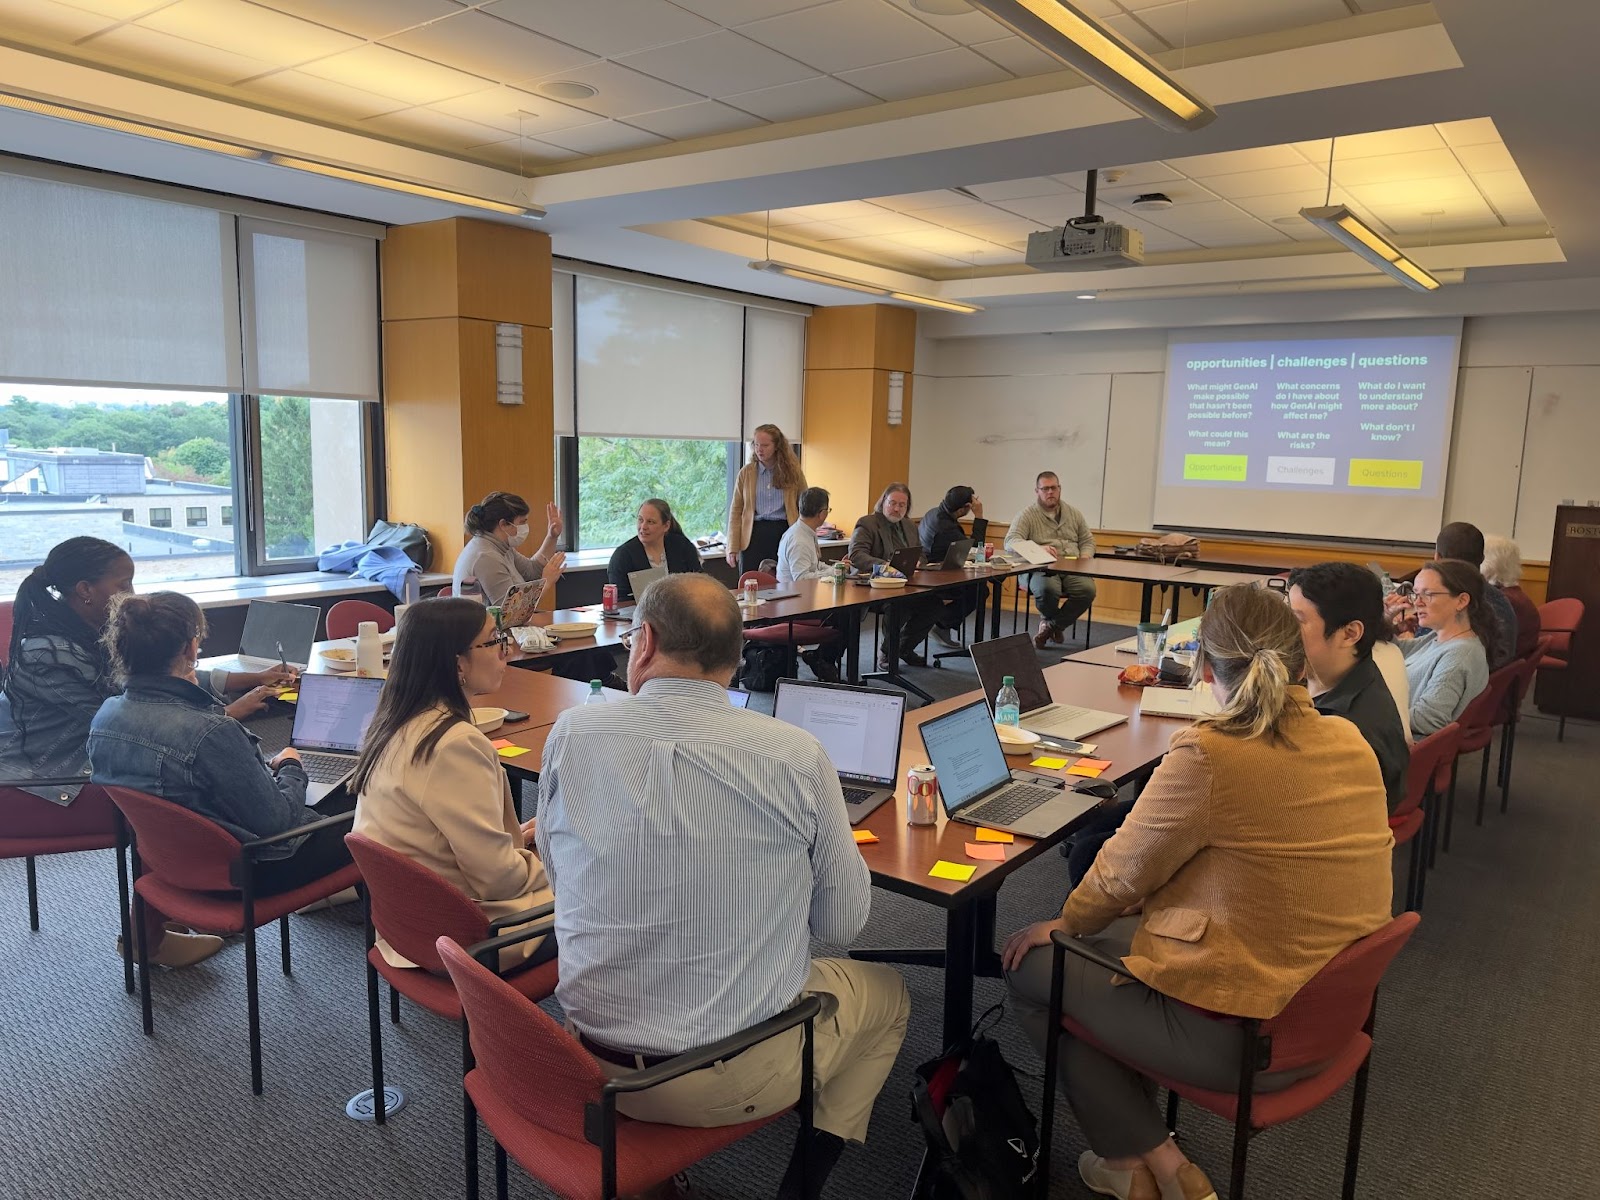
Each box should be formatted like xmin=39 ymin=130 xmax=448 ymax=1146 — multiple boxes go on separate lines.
xmin=1347 ymin=459 xmax=1423 ymax=490
xmin=1183 ymin=454 xmax=1248 ymax=482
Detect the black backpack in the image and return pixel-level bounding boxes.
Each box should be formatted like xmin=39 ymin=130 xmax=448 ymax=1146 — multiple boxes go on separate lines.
xmin=366 ymin=519 xmax=433 ymax=569
xmin=911 ymin=1005 xmax=1040 ymax=1200
xmin=738 ymin=643 xmax=789 ymax=693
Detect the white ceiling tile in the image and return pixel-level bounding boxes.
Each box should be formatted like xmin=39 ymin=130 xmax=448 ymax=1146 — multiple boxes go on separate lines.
xmin=879 ymin=0 xmax=1011 ymax=45
xmin=432 ymin=86 xmax=606 ymax=136
xmin=991 ymin=195 xmax=1085 ymax=223
xmin=873 ymin=190 xmax=987 ymax=213
xmin=472 ymin=135 xmax=585 ymax=166
xmin=669 ymin=0 xmax=832 ymax=23
xmin=1204 ymin=163 xmax=1335 ymax=199
xmin=969 ymin=36 xmax=1063 ymax=77
xmin=516 ymin=61 xmax=704 ymax=117
xmin=137 ymin=0 xmax=360 ymax=67
xmin=80 ymin=23 xmax=277 ymax=84
xmin=1131 ymin=198 xmax=1247 ymax=228
xmin=1453 ymin=142 xmax=1518 ymax=176
xmin=1135 ymin=0 xmax=1350 ymax=46
xmin=1079 ymin=162 xmax=1175 ymax=187
xmin=617 ymin=31 xmax=818 ymax=95
xmin=1167 ymin=145 xmax=1307 ymax=176
xmin=1292 ymin=126 xmax=1445 ymax=162
xmin=1179 ymin=221 xmax=1291 ymax=248
xmin=237 ymin=69 xmax=407 ymax=121
xmin=483 ymin=0 xmax=717 ymax=57
xmin=1341 ymin=177 xmax=1485 ymax=209
xmin=1348 ymin=0 xmax=1432 ymax=12
xmin=534 ymin=120 xmax=670 ymax=155
xmin=962 ymin=177 xmax=1072 ymax=203
xmin=0 ymin=0 xmax=120 ymax=41
xmin=251 ymin=0 xmax=462 ymax=41
xmin=838 ymin=46 xmax=1010 ymax=101
xmin=53 ymin=0 xmax=173 ymax=15
xmin=1102 ymin=12 xmax=1170 ymax=54
xmin=740 ymin=0 xmax=956 ymax=74
xmin=1437 ymin=117 xmax=1500 ymax=148
xmin=1140 ymin=229 xmax=1200 ymax=251
xmin=1230 ymin=190 xmax=1346 ymax=223
xmin=1472 ymin=169 xmax=1538 ymax=205
xmin=627 ymin=100 xmax=766 ymax=139
xmin=829 ymin=211 xmax=942 ymax=236
xmin=361 ymin=106 xmax=511 ymax=150
xmin=383 ymin=12 xmax=597 ymax=86
xmin=785 ymin=199 xmax=891 ymax=221
xmin=723 ymin=75 xmax=878 ymax=121
xmin=1380 ymin=199 xmax=1498 ymax=233
xmin=299 ymin=44 xmax=495 ymax=104
xmin=742 ymin=208 xmax=816 ymax=227
xmin=884 ymin=228 xmax=999 ymax=254
xmin=1328 ymin=149 xmax=1464 ymax=188
xmin=777 ymin=219 xmax=860 ymax=241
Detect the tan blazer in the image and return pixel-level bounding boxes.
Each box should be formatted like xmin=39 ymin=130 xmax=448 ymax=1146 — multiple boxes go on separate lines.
xmin=1062 ymin=688 xmax=1394 ymax=1018
xmin=727 ymin=460 xmax=805 ymax=555
xmin=354 ymin=708 xmax=551 ymax=969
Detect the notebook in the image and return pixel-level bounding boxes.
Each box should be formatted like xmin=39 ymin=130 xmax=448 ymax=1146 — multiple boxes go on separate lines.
xmin=773 ymin=679 xmax=905 ymax=825
xmin=287 ymin=672 xmax=385 ymax=803
xmin=970 ymin=634 xmax=1129 ymax=741
xmin=918 ymin=699 xmax=1102 ymax=839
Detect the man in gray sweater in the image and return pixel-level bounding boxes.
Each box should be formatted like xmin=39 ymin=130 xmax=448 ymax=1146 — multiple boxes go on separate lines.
xmin=1005 ymin=471 xmax=1097 ymax=648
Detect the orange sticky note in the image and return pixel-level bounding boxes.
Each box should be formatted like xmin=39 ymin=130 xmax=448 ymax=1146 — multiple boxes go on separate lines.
xmin=1073 ymin=758 xmax=1113 ymax=772
xmin=965 ymin=842 xmax=1006 ymax=861
xmin=929 ymin=860 xmax=977 ymax=882
xmin=852 ymin=829 xmax=879 ymax=844
xmin=490 ymin=738 xmax=514 ymax=749
xmin=1067 ymin=764 xmax=1104 ymax=778
xmin=497 ymin=745 xmax=533 ymax=759
xmin=974 ymin=828 xmax=1014 ymax=843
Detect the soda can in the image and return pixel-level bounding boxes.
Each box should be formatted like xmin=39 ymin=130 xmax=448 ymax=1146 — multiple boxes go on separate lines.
xmin=743 ymin=579 xmax=759 ymax=607
xmin=486 ymin=604 xmax=503 ymax=631
xmin=906 ymin=765 xmax=940 ymax=826
xmin=602 ymin=583 xmax=618 ymax=613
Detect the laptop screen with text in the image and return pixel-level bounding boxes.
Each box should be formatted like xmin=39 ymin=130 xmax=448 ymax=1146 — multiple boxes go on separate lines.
xmin=919 ymin=700 xmax=1011 ymax=815
xmin=291 ymin=674 xmax=385 ymax=754
xmin=773 ymin=680 xmax=904 ymax=786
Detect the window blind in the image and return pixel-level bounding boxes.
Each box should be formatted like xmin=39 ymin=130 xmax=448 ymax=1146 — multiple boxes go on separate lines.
xmin=743 ymin=308 xmax=806 ymax=437
xmin=552 ymin=270 xmax=575 ymax=437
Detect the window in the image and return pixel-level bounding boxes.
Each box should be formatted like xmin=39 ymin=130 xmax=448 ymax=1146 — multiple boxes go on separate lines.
xmin=148 ymin=507 xmax=173 ymax=528
xmin=575 ymin=437 xmax=735 ymax=551
xmin=221 ymin=506 xmax=233 ymax=527
xmin=251 ymin=395 xmax=369 ymax=562
xmin=120 ymin=508 xmax=134 ymax=522
xmin=186 ymin=506 xmax=208 ymax=527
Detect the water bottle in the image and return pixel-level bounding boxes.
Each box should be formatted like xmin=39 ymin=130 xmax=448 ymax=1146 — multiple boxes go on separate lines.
xmin=995 ymin=675 xmax=1021 ymax=727
xmin=583 ymin=679 xmax=606 ymax=705
xmin=355 ymin=621 xmax=384 ymax=678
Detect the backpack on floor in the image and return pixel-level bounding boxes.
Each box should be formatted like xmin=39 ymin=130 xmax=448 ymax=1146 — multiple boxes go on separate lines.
xmin=739 ymin=644 xmax=788 ymax=693
xmin=911 ymin=1004 xmax=1040 ymax=1200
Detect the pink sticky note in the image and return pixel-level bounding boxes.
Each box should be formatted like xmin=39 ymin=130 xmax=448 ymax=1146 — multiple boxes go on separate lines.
xmin=965 ymin=842 xmax=1007 ymax=861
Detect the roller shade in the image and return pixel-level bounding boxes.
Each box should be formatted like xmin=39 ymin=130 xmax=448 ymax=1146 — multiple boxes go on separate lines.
xmin=743 ymin=307 xmax=805 ymax=437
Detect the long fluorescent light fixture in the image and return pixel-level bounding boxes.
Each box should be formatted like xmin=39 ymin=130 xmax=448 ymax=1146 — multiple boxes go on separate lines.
xmin=0 ymin=91 xmax=262 ymax=157
xmin=1298 ymin=205 xmax=1442 ymax=292
xmin=268 ymin=156 xmax=544 ymax=220
xmin=749 ymin=260 xmax=981 ymax=312
xmin=966 ymin=0 xmax=1216 ymax=132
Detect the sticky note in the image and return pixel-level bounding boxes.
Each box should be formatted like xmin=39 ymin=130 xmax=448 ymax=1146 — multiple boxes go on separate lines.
xmin=1029 ymin=755 xmax=1069 ymax=769
xmin=929 ymin=860 xmax=977 ymax=882
xmin=853 ymin=829 xmax=879 ymax=844
xmin=965 ymin=842 xmax=1007 ymax=861
xmin=497 ymin=745 xmax=533 ymax=759
xmin=1068 ymin=764 xmax=1104 ymax=778
xmin=1074 ymin=758 xmax=1112 ymax=772
xmin=974 ymin=828 xmax=1014 ymax=843
xmin=490 ymin=738 xmax=514 ymax=749
xmin=277 ymin=692 xmax=298 ymax=703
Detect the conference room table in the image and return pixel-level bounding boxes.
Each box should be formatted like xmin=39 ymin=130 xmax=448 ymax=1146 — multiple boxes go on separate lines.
xmin=1047 ymin=557 xmax=1285 ymax=623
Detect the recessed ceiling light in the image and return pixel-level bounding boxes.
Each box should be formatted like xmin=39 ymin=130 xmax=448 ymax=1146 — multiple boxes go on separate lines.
xmin=910 ymin=0 xmax=975 ymax=13
xmin=1076 ymin=293 xmax=1097 ymax=300
xmin=541 ymin=81 xmax=598 ymax=101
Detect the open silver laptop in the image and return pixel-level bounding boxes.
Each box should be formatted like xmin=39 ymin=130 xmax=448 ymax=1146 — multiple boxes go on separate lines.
xmin=213 ymin=600 xmax=320 ymax=672
xmin=970 ymin=633 xmax=1129 ymax=742
xmin=287 ymin=672 xmax=385 ymax=803
xmin=773 ymin=679 xmax=905 ymax=825
xmin=921 ymin=537 xmax=973 ymax=571
xmin=627 ymin=565 xmax=667 ymax=601
xmin=919 ymin=699 xmax=1102 ymax=839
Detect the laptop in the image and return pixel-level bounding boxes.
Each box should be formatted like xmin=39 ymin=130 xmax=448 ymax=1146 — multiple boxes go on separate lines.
xmin=919 ymin=699 xmax=1104 ymax=839
xmin=286 ymin=672 xmax=385 ymax=803
xmin=970 ymin=634 xmax=1130 ymax=741
xmin=773 ymin=679 xmax=906 ymax=825
xmin=1138 ymin=684 xmax=1223 ymax=719
xmin=627 ymin=565 xmax=667 ymax=601
xmin=921 ymin=537 xmax=973 ymax=571
xmin=216 ymin=600 xmax=320 ymax=672
xmin=727 ymin=686 xmax=751 ymax=709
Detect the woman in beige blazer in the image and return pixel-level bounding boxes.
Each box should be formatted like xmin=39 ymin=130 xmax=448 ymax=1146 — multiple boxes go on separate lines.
xmin=351 ymin=598 xmax=552 ymax=970
xmin=1002 ymin=585 xmax=1394 ymax=1200
xmin=725 ymin=423 xmax=806 ymax=573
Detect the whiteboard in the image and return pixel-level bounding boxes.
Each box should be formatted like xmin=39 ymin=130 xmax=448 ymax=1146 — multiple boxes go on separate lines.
xmin=1441 ymin=366 xmax=1530 ymax=545
xmin=1103 ymin=373 xmax=1162 ymax=531
xmin=910 ymin=372 xmax=1111 ymax=524
xmin=1515 ymin=365 xmax=1600 ymax=560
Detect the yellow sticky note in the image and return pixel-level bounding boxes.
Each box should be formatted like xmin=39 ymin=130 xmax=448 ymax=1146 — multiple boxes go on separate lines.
xmin=929 ymin=860 xmax=977 ymax=882
xmin=852 ymin=829 xmax=879 ymax=844
xmin=974 ymin=828 xmax=1014 ymax=843
xmin=278 ymin=691 xmax=298 ymax=703
xmin=1067 ymin=764 xmax=1104 ymax=778
xmin=1029 ymin=755 xmax=1069 ymax=770
xmin=497 ymin=745 xmax=533 ymax=759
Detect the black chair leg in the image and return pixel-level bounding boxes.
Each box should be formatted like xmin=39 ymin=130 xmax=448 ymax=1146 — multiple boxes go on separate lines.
xmin=132 ymin=885 xmax=154 ymax=1036
xmin=1474 ymin=746 xmax=1490 ymax=827
xmin=115 ymin=835 xmax=134 ymax=995
xmin=366 ymin=959 xmax=387 ymax=1125
xmin=464 ymin=1049 xmax=480 ymax=1200
xmin=1343 ymin=1057 xmax=1373 ymax=1200
xmin=1437 ymin=768 xmax=1457 ymax=862
xmin=1558 ymin=713 xmax=1566 ymax=742
xmin=494 ymin=1140 xmax=509 ymax=1200
xmin=25 ymin=856 xmax=39 ymax=931
xmin=1166 ymin=1089 xmax=1180 ymax=1133
xmin=244 ymin=909 xmax=264 ymax=1095
xmin=1499 ymin=723 xmax=1514 ymax=813
xmin=390 ymin=982 xmax=402 ymax=1024
xmin=279 ymin=913 xmax=292 ymax=975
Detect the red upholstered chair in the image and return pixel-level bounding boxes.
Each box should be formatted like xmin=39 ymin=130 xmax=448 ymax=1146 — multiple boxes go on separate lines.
xmin=1391 ymin=723 xmax=1459 ymax=912
xmin=1038 ymin=914 xmax=1421 ymax=1200
xmin=0 ymin=598 xmax=13 ymax=668
xmin=1493 ymin=636 xmax=1552 ymax=814
xmin=0 ymin=783 xmax=134 ymax=990
xmin=1443 ymin=666 xmax=1520 ymax=840
xmin=737 ymin=570 xmax=841 ymax=683
xmin=103 ymin=785 xmax=360 ymax=1095
xmin=437 ymin=934 xmax=822 ymax=1200
xmin=434 ymin=585 xmax=454 ymax=598
xmin=343 ymin=833 xmax=558 ymax=1134
xmin=1536 ymin=598 xmax=1585 ymax=741
xmin=326 ymin=599 xmax=394 ymax=640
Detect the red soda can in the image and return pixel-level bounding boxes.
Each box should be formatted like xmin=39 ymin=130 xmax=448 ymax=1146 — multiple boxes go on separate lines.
xmin=602 ymin=583 xmax=618 ymax=613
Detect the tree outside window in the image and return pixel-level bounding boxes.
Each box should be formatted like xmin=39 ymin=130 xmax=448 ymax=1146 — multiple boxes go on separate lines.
xmin=576 ymin=437 xmax=732 ymax=551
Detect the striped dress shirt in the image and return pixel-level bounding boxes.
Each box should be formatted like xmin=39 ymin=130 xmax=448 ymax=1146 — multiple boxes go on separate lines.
xmin=536 ymin=677 xmax=871 ymax=1055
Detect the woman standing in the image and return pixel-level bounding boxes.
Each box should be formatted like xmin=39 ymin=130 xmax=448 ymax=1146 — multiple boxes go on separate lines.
xmin=1398 ymin=559 xmax=1494 ymax=736
xmin=451 ymin=492 xmax=566 ymax=608
xmin=351 ymin=599 xmax=553 ymax=968
xmin=607 ymin=498 xmax=703 ymax=601
xmin=726 ymin=424 xmax=805 ymax=574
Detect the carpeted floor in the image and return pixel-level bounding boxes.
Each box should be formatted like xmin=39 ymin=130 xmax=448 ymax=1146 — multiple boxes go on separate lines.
xmin=2 ymin=619 xmax=1596 ymax=1199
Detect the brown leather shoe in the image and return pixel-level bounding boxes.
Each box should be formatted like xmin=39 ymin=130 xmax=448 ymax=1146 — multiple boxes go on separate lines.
xmin=1078 ymin=1153 xmax=1160 ymax=1199
xmin=1173 ymin=1164 xmax=1218 ymax=1200
xmin=1033 ymin=621 xmax=1053 ymax=650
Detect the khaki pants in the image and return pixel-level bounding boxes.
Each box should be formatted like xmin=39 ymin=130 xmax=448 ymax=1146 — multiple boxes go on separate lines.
xmin=599 ymin=958 xmax=909 ymax=1144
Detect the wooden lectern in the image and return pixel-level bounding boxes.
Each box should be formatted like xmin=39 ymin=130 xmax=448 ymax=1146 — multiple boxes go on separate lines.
xmin=1535 ymin=505 xmax=1600 ymax=721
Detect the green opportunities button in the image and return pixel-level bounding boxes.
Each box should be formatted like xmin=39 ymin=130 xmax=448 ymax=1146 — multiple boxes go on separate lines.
xmin=1183 ymin=454 xmax=1249 ymax=482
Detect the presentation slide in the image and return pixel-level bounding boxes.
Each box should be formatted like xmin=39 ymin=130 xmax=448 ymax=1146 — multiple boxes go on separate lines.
xmin=1153 ymin=321 xmax=1463 ymax=543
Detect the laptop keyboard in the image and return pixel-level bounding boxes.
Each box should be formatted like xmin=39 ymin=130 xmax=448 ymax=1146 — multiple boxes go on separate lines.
xmin=1028 ymin=704 xmax=1090 ymax=731
xmin=299 ymin=751 xmax=353 ymax=783
xmin=968 ymin=781 xmax=1060 ymax=826
xmin=842 ymin=786 xmax=875 ymax=805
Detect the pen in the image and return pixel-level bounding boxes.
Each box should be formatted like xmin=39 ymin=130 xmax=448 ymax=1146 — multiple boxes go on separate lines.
xmin=277 ymin=641 xmax=287 ymax=673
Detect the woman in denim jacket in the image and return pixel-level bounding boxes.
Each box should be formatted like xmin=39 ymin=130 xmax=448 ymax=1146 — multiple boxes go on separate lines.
xmin=89 ymin=592 xmax=355 ymax=908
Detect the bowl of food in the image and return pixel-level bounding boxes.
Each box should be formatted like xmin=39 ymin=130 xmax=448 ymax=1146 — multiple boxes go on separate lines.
xmin=316 ymin=646 xmax=358 ymax=672
xmin=993 ymin=723 xmax=1040 ymax=755
xmin=545 ymin=622 xmax=599 ymax=641
xmin=471 ymin=706 xmax=508 ymax=733
xmin=868 ymin=576 xmax=907 ymax=589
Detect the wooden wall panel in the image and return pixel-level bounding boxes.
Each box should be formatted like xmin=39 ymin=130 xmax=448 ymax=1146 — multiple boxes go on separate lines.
xmin=873 ymin=305 xmax=917 ymax=374
xmin=380 ymin=221 xmax=458 ymax=322
xmin=868 ymin=369 xmax=913 ymax=504
xmin=456 ymin=219 xmax=551 ymax=327
xmin=382 ymin=318 xmax=466 ymax=570
xmin=803 ymin=368 xmax=876 ymax=526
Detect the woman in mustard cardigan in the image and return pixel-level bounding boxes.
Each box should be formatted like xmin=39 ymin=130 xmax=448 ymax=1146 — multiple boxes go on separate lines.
xmin=725 ymin=423 xmax=806 ymax=574
xmin=1003 ymin=585 xmax=1394 ymax=1200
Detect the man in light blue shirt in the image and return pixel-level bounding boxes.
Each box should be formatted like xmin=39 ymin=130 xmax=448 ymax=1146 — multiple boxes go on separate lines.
xmin=775 ymin=486 xmax=847 ymax=683
xmin=537 ymin=574 xmax=909 ymax=1199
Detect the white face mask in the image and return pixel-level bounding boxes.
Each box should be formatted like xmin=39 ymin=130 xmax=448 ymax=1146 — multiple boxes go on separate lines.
xmin=512 ymin=522 xmax=530 ymax=546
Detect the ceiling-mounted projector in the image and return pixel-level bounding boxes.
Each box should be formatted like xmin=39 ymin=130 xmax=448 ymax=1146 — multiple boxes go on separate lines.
xmin=1025 ymin=167 xmax=1146 ymax=271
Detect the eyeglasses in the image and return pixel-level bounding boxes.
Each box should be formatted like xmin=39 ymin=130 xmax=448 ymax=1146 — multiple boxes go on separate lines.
xmin=473 ymin=631 xmax=513 ymax=656
xmin=619 ymin=624 xmax=644 ymax=650
xmin=1411 ymin=589 xmax=1459 ymax=602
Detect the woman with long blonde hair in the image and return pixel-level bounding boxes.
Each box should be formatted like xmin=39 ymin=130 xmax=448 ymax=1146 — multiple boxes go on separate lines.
xmin=725 ymin=423 xmax=807 ymax=573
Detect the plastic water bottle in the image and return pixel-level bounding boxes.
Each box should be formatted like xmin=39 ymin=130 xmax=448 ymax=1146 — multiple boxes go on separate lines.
xmin=995 ymin=675 xmax=1021 ymax=727
xmin=583 ymin=679 xmax=606 ymax=705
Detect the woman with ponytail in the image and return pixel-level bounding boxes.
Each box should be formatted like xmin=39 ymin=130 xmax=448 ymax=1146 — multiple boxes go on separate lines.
xmin=1000 ymin=585 xmax=1394 ymax=1200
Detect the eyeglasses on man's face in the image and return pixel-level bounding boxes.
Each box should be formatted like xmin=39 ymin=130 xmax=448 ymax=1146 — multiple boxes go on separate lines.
xmin=619 ymin=624 xmax=644 ymax=650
